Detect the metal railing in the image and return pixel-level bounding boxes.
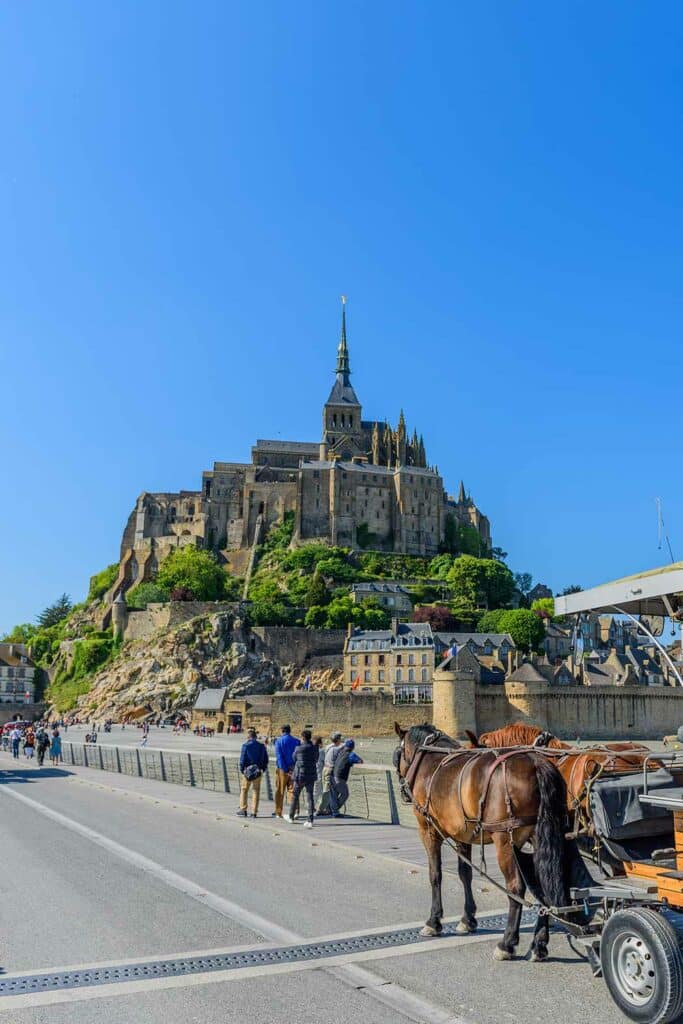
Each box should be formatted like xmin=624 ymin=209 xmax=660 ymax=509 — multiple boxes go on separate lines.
xmin=60 ymin=742 xmax=412 ymax=826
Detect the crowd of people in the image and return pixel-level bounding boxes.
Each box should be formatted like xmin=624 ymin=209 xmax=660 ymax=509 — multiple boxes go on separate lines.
xmin=2 ymin=722 xmax=62 ymax=766
xmin=237 ymin=725 xmax=363 ymax=825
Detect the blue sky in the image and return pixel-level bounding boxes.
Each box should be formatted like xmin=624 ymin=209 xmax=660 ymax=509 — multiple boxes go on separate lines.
xmin=2 ymin=2 xmax=683 ymax=633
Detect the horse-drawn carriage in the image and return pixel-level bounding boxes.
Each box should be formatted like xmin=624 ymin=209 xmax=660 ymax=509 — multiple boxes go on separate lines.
xmin=395 ymin=564 xmax=683 ymax=1023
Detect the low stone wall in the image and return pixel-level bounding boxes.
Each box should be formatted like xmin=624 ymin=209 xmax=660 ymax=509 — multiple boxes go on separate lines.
xmin=269 ymin=691 xmax=431 ymax=737
xmin=124 ymin=602 xmax=237 ymax=642
xmin=0 ymin=703 xmax=46 ymax=725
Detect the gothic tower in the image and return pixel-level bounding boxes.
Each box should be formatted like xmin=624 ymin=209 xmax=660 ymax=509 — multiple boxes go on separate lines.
xmin=321 ymin=297 xmax=363 ymax=460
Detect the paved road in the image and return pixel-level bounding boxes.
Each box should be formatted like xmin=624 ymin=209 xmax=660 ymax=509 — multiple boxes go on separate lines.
xmin=0 ymin=750 xmax=626 ymax=1024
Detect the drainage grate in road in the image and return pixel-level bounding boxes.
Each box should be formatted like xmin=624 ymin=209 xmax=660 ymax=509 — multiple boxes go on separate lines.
xmin=0 ymin=911 xmax=537 ymax=997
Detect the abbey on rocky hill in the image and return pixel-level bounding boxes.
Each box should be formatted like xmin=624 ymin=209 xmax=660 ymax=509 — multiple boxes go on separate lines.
xmin=118 ymin=301 xmax=491 ymax=587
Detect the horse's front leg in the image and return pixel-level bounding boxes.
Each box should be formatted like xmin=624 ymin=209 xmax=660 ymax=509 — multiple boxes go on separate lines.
xmin=455 ymin=843 xmax=477 ymax=933
xmin=418 ymin=821 xmax=444 ymax=936
xmin=492 ymin=834 xmax=525 ymax=961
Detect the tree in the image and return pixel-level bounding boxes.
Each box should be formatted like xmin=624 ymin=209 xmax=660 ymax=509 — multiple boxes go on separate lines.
xmin=490 ymin=546 xmax=508 ymax=563
xmin=412 ymin=605 xmax=458 ymax=631
xmin=560 ymin=584 xmax=583 ymax=595
xmin=447 ymin=556 xmax=515 ymax=610
xmin=305 ymin=570 xmax=329 ymax=609
xmin=498 ymin=609 xmax=546 ymax=653
xmin=125 ymin=582 xmax=170 ymax=610
xmin=428 ymin=553 xmax=454 ymax=580
xmin=513 ymin=573 xmax=533 ymax=597
xmin=477 ymin=608 xmax=508 ymax=634
xmin=157 ymin=548 xmax=228 ymax=601
xmin=37 ymin=594 xmax=72 ymax=628
xmin=531 ymin=597 xmax=555 ymax=620
xmin=2 ymin=623 xmax=37 ymax=644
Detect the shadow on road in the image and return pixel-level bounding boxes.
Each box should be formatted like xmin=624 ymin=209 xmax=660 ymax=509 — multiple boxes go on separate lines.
xmin=0 ymin=766 xmax=73 ymax=784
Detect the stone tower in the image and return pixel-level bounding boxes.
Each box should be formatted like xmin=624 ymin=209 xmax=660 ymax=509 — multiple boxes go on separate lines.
xmin=320 ymin=297 xmax=363 ymax=460
xmin=111 ymin=591 xmax=128 ymax=641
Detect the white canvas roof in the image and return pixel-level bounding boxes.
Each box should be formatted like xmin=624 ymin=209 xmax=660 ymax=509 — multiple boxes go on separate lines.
xmin=554 ymin=562 xmax=683 ymax=619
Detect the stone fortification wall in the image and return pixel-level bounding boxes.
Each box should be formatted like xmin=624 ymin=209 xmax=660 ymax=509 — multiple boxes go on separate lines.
xmin=269 ymin=691 xmax=430 ymax=737
xmin=251 ymin=627 xmax=344 ymax=670
xmin=124 ymin=602 xmax=237 ymax=642
xmin=433 ymin=668 xmax=683 ymax=740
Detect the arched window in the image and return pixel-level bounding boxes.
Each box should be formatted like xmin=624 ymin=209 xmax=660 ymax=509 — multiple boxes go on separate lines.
xmin=396 ymin=668 xmax=402 ymax=682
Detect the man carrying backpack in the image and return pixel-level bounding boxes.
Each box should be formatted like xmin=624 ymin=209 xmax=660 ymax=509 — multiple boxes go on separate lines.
xmin=330 ymin=739 xmax=364 ymax=817
xmin=237 ymin=728 xmax=268 ymax=818
xmin=283 ymin=730 xmax=318 ymax=828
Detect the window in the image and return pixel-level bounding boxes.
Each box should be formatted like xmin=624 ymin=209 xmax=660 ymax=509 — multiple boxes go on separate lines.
xmin=364 ymin=655 xmax=370 ymax=666
xmin=378 ymin=654 xmax=385 ymax=665
xmin=396 ymin=669 xmax=403 ymax=682
xmin=421 ymin=654 xmax=427 ymax=665
xmin=396 ymin=654 xmax=402 ymax=665
xmin=408 ymin=669 xmax=415 ymax=682
xmin=350 ymin=655 xmax=357 ymax=666
xmin=421 ymin=668 xmax=428 ymax=682
xmin=364 ymin=670 xmax=371 ymax=682
xmin=408 ymin=654 xmax=415 ymax=666
xmin=378 ymin=670 xmax=385 ymax=682
xmin=350 ymin=672 xmax=356 ymax=684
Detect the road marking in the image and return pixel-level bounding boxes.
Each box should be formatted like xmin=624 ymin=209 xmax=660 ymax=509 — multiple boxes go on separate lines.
xmin=0 ymin=784 xmax=488 ymax=1021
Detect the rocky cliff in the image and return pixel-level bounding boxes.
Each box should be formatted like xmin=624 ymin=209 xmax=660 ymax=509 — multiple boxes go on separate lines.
xmin=73 ymin=612 xmax=342 ymax=720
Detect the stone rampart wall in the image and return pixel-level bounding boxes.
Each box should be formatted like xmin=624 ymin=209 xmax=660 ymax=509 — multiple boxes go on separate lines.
xmin=252 ymin=627 xmax=345 ymax=669
xmin=269 ymin=691 xmax=430 ymax=737
xmin=124 ymin=602 xmax=237 ymax=642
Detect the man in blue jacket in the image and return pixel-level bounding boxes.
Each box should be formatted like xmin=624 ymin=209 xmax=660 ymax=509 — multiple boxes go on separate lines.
xmin=237 ymin=728 xmax=269 ymax=818
xmin=273 ymin=724 xmax=300 ymax=818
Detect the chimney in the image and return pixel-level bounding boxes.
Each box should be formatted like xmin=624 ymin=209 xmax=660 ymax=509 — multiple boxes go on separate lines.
xmin=391 ymin=617 xmax=399 ymax=635
xmin=346 ymin=621 xmax=354 ymax=639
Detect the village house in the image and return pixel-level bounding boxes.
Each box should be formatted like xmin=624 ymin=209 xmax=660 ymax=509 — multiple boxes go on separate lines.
xmin=0 ymin=643 xmax=36 ymax=704
xmin=349 ymin=582 xmax=413 ymax=615
xmin=343 ymin=619 xmax=434 ymax=702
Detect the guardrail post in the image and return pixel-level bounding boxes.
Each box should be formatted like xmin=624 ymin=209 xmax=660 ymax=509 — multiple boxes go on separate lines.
xmin=187 ymin=753 xmax=195 ymax=787
xmin=98 ymin=746 xmax=104 ymax=770
xmin=221 ymin=756 xmax=229 ymax=793
xmin=115 ymin=746 xmax=122 ymax=773
xmin=385 ymin=770 xmax=400 ymax=825
xmin=136 ymin=749 xmax=142 ymax=777
xmin=83 ymin=744 xmax=88 ymax=768
xmin=159 ymin=751 xmax=166 ymax=782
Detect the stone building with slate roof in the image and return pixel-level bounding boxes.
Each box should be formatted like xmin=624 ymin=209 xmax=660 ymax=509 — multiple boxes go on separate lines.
xmin=343 ymin=619 xmax=435 ymax=701
xmin=113 ymin=301 xmax=491 ymax=599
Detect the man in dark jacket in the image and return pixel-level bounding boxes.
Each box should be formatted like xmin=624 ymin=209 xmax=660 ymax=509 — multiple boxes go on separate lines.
xmin=330 ymin=739 xmax=364 ymax=817
xmin=237 ymin=728 xmax=269 ymax=818
xmin=284 ymin=729 xmax=318 ymax=828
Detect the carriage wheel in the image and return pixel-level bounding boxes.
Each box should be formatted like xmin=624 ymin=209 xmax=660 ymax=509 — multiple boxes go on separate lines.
xmin=601 ymin=908 xmax=683 ymax=1023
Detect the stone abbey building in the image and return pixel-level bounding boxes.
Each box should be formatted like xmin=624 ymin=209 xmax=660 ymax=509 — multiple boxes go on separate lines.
xmin=116 ymin=303 xmax=491 ymax=591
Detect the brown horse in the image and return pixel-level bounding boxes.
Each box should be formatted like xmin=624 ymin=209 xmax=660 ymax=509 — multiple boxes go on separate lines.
xmin=394 ymin=722 xmax=592 ymax=962
xmin=466 ymin=724 xmax=652 ymax=871
xmin=469 ymin=724 xmax=571 ymax=749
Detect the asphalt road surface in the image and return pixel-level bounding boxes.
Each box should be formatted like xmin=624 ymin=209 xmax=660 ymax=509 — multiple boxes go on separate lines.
xmin=0 ymin=750 xmax=627 ymax=1024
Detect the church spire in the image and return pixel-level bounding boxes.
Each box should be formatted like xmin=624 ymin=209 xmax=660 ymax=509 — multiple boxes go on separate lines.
xmin=458 ymin=480 xmax=466 ymax=503
xmin=335 ymin=295 xmax=350 ymax=379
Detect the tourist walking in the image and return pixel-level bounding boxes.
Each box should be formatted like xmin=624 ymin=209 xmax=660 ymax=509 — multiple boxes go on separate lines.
xmin=317 ymin=732 xmax=343 ymax=815
xmin=313 ymin=736 xmax=325 ymax=805
xmin=10 ymin=725 xmax=22 ymax=759
xmin=273 ymin=725 xmax=299 ymax=818
xmin=24 ymin=728 xmax=35 ymax=760
xmin=237 ymin=728 xmax=268 ymax=818
xmin=49 ymin=728 xmax=62 ymax=766
xmin=36 ymin=727 xmax=50 ymax=767
xmin=330 ymin=739 xmax=364 ymax=817
xmin=284 ymin=730 xmax=318 ymax=828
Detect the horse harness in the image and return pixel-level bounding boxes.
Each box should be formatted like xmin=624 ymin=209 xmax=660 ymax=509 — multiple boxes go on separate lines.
xmin=401 ymin=734 xmax=537 ymax=839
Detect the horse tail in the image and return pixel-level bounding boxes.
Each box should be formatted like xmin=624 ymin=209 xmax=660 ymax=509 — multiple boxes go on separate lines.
xmin=464 ymin=729 xmax=481 ymax=747
xmin=531 ymin=756 xmax=568 ymax=910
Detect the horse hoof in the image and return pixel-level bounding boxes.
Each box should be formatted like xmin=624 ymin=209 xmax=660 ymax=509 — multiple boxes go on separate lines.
xmin=419 ymin=925 xmax=440 ymax=937
xmin=530 ymin=949 xmax=547 ymax=963
xmin=455 ymin=920 xmax=476 ymax=934
xmin=493 ymin=946 xmax=513 ymax=961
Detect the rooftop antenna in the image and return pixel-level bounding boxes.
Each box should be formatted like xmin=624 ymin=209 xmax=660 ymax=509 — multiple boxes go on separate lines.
xmin=656 ymin=497 xmax=675 ymax=563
